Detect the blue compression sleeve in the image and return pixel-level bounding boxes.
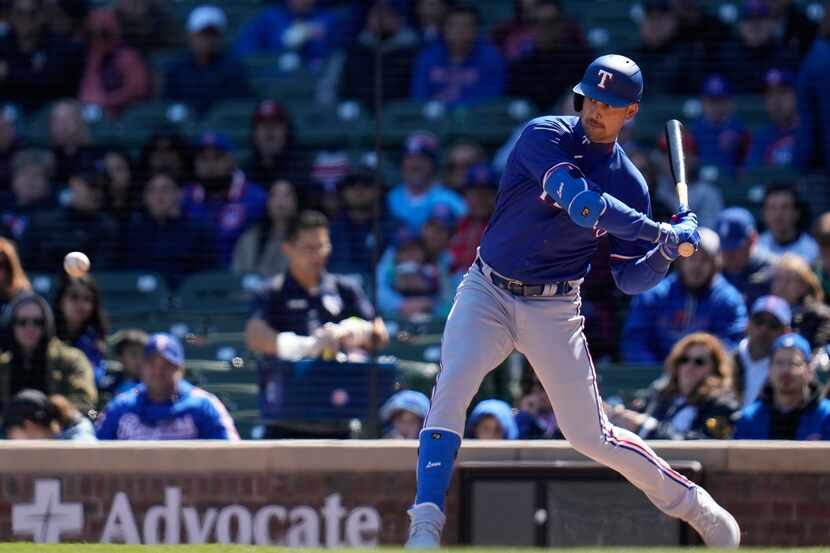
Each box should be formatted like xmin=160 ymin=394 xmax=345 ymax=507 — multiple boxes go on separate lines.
xmin=610 ymin=246 xmax=671 ymax=295
xmin=598 ymin=192 xmax=662 ymax=243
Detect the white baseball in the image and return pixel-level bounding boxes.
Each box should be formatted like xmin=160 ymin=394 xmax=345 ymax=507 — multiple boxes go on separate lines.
xmin=63 ymin=251 xmax=91 ymax=278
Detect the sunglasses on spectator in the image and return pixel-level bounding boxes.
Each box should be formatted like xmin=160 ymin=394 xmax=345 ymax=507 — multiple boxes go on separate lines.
xmin=13 ymin=317 xmax=45 ymax=328
xmin=678 ymin=355 xmax=710 ymax=367
xmin=750 ymin=314 xmax=783 ymax=330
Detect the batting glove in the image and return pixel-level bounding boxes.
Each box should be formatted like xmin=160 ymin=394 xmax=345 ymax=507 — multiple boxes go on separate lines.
xmin=656 ymin=211 xmax=699 ymax=261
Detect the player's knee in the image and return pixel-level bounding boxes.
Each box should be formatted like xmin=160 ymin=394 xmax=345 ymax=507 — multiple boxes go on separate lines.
xmin=560 ymin=427 xmax=608 ymax=458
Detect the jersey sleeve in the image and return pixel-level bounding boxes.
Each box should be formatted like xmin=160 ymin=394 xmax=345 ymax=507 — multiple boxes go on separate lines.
xmin=196 ymin=392 xmax=240 ymax=440
xmin=608 ymin=173 xmax=657 ymax=263
xmin=512 ymin=118 xmax=574 ymax=190
xmin=95 ymin=402 xmax=123 ymax=440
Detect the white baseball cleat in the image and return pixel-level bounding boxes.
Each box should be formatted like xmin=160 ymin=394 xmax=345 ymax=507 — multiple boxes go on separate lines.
xmin=405 ymin=503 xmax=445 ymax=549
xmin=685 ymin=487 xmax=741 ymax=548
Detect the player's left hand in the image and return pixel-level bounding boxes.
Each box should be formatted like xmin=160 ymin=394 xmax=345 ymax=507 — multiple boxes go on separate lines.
xmin=656 ymin=211 xmax=699 ymax=261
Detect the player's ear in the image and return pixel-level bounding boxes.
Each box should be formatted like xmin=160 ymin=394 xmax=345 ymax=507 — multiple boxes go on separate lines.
xmin=625 ymin=103 xmax=639 ymax=121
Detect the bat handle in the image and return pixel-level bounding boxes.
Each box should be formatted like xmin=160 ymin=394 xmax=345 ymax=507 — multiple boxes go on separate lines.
xmin=675 ymin=203 xmax=695 ymax=257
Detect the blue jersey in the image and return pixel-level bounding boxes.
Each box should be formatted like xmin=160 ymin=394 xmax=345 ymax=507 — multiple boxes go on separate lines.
xmin=479 ymin=116 xmax=654 ymax=283
xmin=96 ymin=380 xmax=239 ymax=440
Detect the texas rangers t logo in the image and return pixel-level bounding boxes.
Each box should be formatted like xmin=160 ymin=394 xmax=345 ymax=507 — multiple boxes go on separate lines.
xmin=597 ymin=69 xmax=614 ymax=89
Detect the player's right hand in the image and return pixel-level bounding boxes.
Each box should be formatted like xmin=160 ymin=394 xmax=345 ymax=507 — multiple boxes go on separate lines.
xmin=656 ymin=211 xmax=699 ymax=261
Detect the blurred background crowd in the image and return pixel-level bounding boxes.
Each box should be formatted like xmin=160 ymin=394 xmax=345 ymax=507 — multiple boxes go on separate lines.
xmin=0 ymin=0 xmax=829 ymax=442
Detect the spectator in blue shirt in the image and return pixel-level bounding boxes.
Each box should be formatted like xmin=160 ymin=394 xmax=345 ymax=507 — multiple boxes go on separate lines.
xmin=163 ymin=5 xmax=252 ymax=114
xmin=623 ymin=228 xmax=748 ymax=364
xmin=747 ymin=68 xmax=799 ymax=168
xmin=96 ymin=333 xmax=240 ymax=440
xmin=181 ymin=132 xmax=267 ymax=266
xmin=387 ymin=131 xmax=467 ymax=234
xmin=235 ymin=0 xmax=341 ymax=69
xmin=411 ymin=4 xmax=506 ymax=107
xmin=690 ymin=75 xmax=749 ymax=177
xmin=735 ymin=333 xmax=830 ymax=440
xmin=127 ymin=172 xmax=218 ymax=286
xmin=715 ymin=207 xmax=774 ymax=308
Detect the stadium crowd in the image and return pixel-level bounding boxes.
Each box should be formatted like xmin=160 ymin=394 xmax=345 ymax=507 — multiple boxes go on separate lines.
xmin=0 ymin=0 xmax=829 ymax=441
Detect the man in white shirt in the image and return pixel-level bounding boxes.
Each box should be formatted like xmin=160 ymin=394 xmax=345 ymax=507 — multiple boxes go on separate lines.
xmin=733 ymin=295 xmax=792 ymax=407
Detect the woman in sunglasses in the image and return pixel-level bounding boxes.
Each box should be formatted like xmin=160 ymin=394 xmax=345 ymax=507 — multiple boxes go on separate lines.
xmin=606 ymin=332 xmax=740 ymax=439
xmin=53 ymin=276 xmax=110 ymax=388
xmin=0 ymin=293 xmax=97 ymax=418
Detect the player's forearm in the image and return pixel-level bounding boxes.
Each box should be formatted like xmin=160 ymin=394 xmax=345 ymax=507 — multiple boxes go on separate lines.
xmin=244 ymin=318 xmax=279 ymax=356
xmin=596 ymin=192 xmax=662 ymax=242
xmin=611 ymin=246 xmax=670 ymax=295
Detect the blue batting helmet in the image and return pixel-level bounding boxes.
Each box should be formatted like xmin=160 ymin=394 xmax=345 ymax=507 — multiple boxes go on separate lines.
xmin=572 ymin=54 xmax=643 ymax=110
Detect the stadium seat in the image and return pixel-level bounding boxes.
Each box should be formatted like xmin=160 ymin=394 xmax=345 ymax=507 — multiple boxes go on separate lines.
xmin=202 ymin=99 xmax=261 ymax=146
xmin=379 ymin=100 xmax=453 ymax=146
xmin=450 ymin=98 xmax=538 ymax=146
xmin=94 ymin=271 xmax=171 ymax=316
xmin=118 ymin=101 xmax=198 ymax=148
xmin=28 ymin=273 xmax=59 ymax=299
xmin=175 ymin=270 xmax=256 ymax=317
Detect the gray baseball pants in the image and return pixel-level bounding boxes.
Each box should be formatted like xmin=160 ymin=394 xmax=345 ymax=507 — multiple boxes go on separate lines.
xmin=424 ymin=260 xmax=698 ymax=518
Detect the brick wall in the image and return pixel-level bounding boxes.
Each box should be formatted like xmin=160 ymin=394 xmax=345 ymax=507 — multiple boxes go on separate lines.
xmin=0 ymin=441 xmax=828 ymax=546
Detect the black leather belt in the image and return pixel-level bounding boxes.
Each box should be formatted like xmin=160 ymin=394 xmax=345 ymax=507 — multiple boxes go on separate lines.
xmin=475 ymin=257 xmax=575 ymax=297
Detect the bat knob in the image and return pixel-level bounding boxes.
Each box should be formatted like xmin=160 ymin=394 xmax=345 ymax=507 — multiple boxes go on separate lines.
xmin=678 ymin=242 xmax=696 ymax=257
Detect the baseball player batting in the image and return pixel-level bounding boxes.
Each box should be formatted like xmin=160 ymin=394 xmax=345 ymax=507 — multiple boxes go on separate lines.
xmin=405 ymin=55 xmax=740 ymax=549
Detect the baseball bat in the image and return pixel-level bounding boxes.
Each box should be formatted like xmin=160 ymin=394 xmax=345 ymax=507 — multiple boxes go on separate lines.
xmin=664 ymin=119 xmax=695 ymax=257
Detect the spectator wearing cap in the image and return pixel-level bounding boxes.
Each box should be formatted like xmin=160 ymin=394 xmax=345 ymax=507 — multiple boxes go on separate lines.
xmin=96 ymin=333 xmax=240 ymax=440
xmin=625 ymin=0 xmax=704 ymax=96
xmin=507 ymin=0 xmax=594 ymax=110
xmin=47 ymin=100 xmax=104 ymax=186
xmin=163 ymin=4 xmax=252 ymax=114
xmin=127 ymin=172 xmax=218 ymax=286
xmin=467 ymin=399 xmax=518 ymax=440
xmin=328 ymin=168 xmax=394 ymax=276
xmin=232 ymin=178 xmax=298 ymax=278
xmin=330 ymin=1 xmax=419 ymax=108
xmin=78 ymin=7 xmax=151 ymax=117
xmin=450 ymin=163 xmax=498 ymax=274
xmin=1 ymin=149 xmax=56 ymax=242
xmin=813 ymin=212 xmax=830 ymax=301
xmin=0 ymin=293 xmax=97 ymax=417
xmin=746 ymin=68 xmax=799 ymax=169
xmin=21 ymin=165 xmax=118 ymax=272
xmin=623 ymin=228 xmax=748 ymax=363
xmin=0 ymin=0 xmax=85 ymax=112
xmin=4 ymin=389 xmax=97 ymax=442
xmin=235 ymin=0 xmax=341 ymax=69
xmin=652 ymin=127 xmax=722 ymax=228
xmin=715 ymin=0 xmax=800 ymax=95
xmin=246 ymin=101 xmax=311 ymax=190
xmin=733 ymin=295 xmax=792 ymax=406
xmin=716 ymin=207 xmax=774 ymax=307
xmin=181 ymin=131 xmax=267 ymax=266
xmin=758 ymin=183 xmax=819 ymax=264
xmin=794 ymin=12 xmax=830 ymax=170
xmin=689 ymin=75 xmax=750 ymax=177
xmin=380 ymin=389 xmax=430 ymax=439
xmin=411 ymin=4 xmax=506 ymax=107
xmin=735 ymin=333 xmax=830 ymax=440
xmin=387 ymin=131 xmax=467 ymax=235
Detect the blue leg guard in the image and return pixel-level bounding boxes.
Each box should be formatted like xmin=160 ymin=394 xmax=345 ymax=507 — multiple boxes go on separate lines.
xmin=414 ymin=428 xmax=462 ymax=511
